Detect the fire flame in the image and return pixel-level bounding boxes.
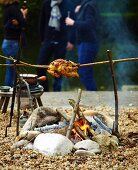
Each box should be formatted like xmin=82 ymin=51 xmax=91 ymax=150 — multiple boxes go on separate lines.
xmin=71 ymin=118 xmax=95 ymax=140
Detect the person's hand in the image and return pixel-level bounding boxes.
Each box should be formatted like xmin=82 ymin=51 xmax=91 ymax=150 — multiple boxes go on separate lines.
xmin=65 ymin=17 xmax=75 ymax=26
xmin=66 ymin=42 xmax=74 ymax=51
xmin=20 ymin=8 xmax=28 ymax=18
xmin=12 ymin=19 xmax=19 ymax=26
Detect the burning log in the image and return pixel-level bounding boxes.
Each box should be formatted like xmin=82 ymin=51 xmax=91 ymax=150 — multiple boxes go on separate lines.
xmin=74 ymin=125 xmax=90 ymax=140
xmin=72 ymin=118 xmax=95 ymax=140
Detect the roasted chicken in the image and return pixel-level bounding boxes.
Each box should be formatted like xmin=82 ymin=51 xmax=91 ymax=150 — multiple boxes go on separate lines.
xmin=47 ymin=59 xmax=79 ymax=78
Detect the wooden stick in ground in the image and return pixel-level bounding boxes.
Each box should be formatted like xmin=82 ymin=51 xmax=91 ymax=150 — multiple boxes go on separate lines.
xmin=107 ymin=50 xmax=119 ymax=137
xmin=16 ymin=80 xmax=21 ymax=136
xmin=66 ymin=89 xmax=82 ymax=139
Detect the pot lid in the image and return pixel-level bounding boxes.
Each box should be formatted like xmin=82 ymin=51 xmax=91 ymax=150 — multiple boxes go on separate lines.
xmin=19 ymin=74 xmax=38 ymax=78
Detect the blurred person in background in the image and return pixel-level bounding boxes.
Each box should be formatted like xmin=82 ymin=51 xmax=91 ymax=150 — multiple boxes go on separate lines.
xmin=65 ymin=0 xmax=99 ymax=91
xmin=37 ymin=0 xmax=75 ymax=92
xmin=0 ymin=0 xmax=28 ymax=87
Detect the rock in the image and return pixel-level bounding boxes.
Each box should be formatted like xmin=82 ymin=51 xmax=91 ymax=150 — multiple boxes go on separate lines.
xmin=90 ymin=148 xmax=101 ymax=154
xmin=74 ymin=139 xmax=100 ymax=151
xmin=33 ymin=133 xmax=74 ymax=156
xmin=93 ymin=134 xmax=119 ymax=152
xmin=75 ymin=150 xmax=95 ymax=156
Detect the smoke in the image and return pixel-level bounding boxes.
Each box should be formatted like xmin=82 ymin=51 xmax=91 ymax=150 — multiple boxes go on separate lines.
xmin=98 ymin=0 xmax=138 ymax=89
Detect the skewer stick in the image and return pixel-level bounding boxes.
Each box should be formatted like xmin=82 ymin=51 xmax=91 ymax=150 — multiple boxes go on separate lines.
xmin=67 ymin=11 xmax=70 ymax=18
xmin=80 ymin=57 xmax=138 ymax=67
xmin=0 ymin=54 xmax=49 ymax=68
xmin=0 ymin=63 xmax=48 ymax=68
xmin=0 ymin=53 xmax=137 ymax=68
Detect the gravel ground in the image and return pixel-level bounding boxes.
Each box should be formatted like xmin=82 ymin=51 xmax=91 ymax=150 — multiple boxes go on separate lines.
xmin=0 ymin=105 xmax=138 ymax=170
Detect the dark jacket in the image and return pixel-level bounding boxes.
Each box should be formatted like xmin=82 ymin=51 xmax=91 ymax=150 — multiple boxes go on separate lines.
xmin=3 ymin=2 xmax=26 ymax=40
xmin=74 ymin=0 xmax=99 ymax=44
xmin=39 ymin=0 xmax=75 ymax=44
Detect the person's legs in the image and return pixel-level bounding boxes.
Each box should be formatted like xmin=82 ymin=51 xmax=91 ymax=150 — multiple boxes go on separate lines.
xmin=37 ymin=41 xmax=53 ymax=91
xmin=53 ymin=42 xmax=66 ymax=91
xmin=2 ymin=39 xmax=19 ymax=87
xmin=78 ymin=43 xmax=98 ymax=91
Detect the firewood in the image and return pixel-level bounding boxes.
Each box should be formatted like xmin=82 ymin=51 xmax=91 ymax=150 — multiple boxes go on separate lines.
xmin=66 ymin=89 xmax=82 ymax=139
xmin=93 ymin=116 xmax=112 ymax=134
xmin=75 ymin=125 xmax=90 ymax=140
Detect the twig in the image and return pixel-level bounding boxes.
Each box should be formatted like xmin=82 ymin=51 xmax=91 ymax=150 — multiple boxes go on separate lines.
xmin=66 ymin=89 xmax=82 ymax=139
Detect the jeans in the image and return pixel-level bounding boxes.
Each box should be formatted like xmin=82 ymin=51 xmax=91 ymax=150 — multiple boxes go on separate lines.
xmin=2 ymin=39 xmax=19 ymax=87
xmin=37 ymin=40 xmax=66 ymax=91
xmin=78 ymin=42 xmax=99 ymax=91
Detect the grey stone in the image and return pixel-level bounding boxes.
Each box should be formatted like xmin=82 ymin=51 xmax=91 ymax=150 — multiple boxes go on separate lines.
xmin=74 ymin=139 xmax=100 ymax=151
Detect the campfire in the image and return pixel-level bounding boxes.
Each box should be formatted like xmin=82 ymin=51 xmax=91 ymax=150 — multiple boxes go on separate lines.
xmin=10 ymin=89 xmax=120 ymax=157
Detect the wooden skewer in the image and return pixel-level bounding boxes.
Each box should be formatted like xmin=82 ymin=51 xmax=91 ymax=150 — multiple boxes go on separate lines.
xmin=0 ymin=63 xmax=48 ymax=68
xmin=0 ymin=54 xmax=137 ymax=69
xmin=80 ymin=57 xmax=138 ymax=67
xmin=0 ymin=54 xmax=49 ymax=68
